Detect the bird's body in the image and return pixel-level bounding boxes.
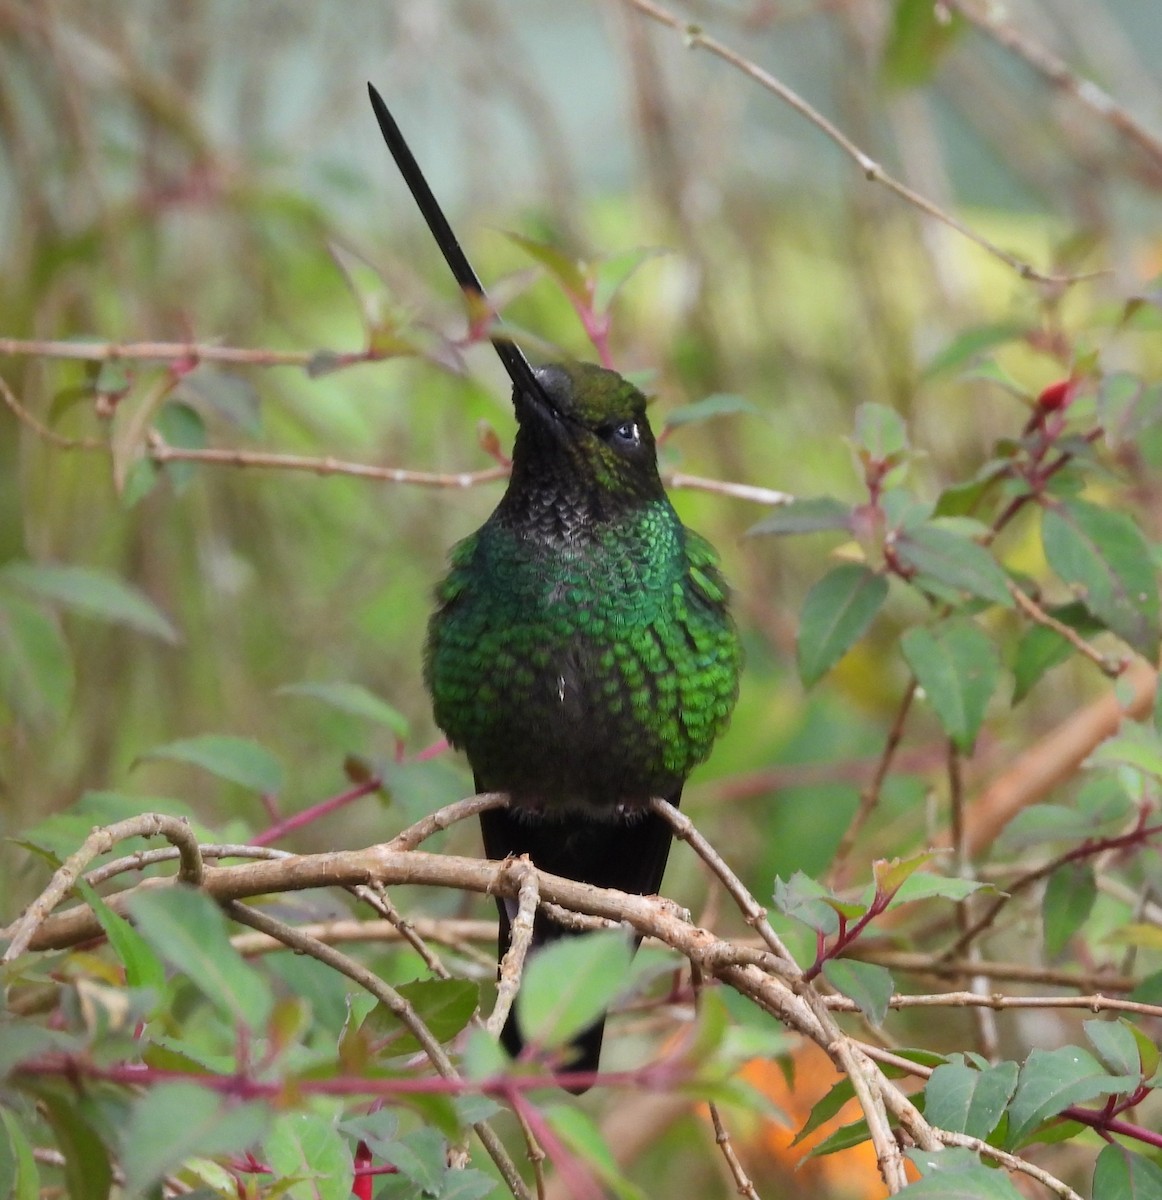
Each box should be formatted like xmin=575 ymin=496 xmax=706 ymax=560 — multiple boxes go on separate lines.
xmin=425 ymin=362 xmax=740 ymax=1075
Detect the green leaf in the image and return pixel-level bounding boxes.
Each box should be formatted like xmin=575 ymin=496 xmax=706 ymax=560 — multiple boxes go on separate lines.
xmin=1093 ymin=1143 xmax=1162 ymax=1200
xmin=923 ymin=1059 xmax=1017 ymax=1139
xmin=1042 ymin=499 xmax=1160 ymax=657
xmin=545 ymin=1105 xmax=649 ymax=1200
xmin=461 ymin=1025 xmax=510 ymax=1080
xmin=796 ymin=563 xmax=888 ymax=687
xmin=748 ymin=496 xmax=853 ymax=537
xmin=35 ymin=1087 xmax=114 ymax=1200
xmin=137 ymin=734 xmax=284 ymax=794
xmin=127 ymin=885 xmax=274 ymax=1030
xmin=435 ymin=1169 xmax=499 ymax=1200
xmin=873 ymin=851 xmax=936 ymax=895
xmin=792 ymin=1077 xmax=857 ymax=1146
xmin=885 ymin=873 xmax=988 ymax=908
xmin=0 ymin=562 xmax=178 ymax=643
xmin=822 ymin=959 xmax=893 ymax=1025
xmin=177 ymin=368 xmax=262 ymax=436
xmin=882 ymin=0 xmax=966 ymax=87
xmin=853 ymin=403 xmax=908 ymax=464
xmin=360 ymin=978 xmax=479 ymax=1057
xmin=265 ymin=1112 xmax=351 ymax=1200
xmin=1000 ymin=779 xmax=1133 ymax=850
xmin=894 ymin=525 xmax=1014 ymax=607
xmin=1130 ymin=969 xmax=1162 ymax=1007
xmin=901 ymin=619 xmax=1000 ymax=751
xmin=1083 ymin=1019 xmax=1142 ymax=1078
xmin=1006 ymin=1046 xmax=1136 ymax=1148
xmin=1042 ymin=863 xmax=1096 ymax=959
xmin=898 ymin=1160 xmax=1024 ymax=1199
xmin=772 ymin=872 xmax=841 ymax=936
xmin=153 ymin=402 xmax=207 ymax=494
xmin=1012 ymin=602 xmax=1103 ymax=703
xmin=76 ymin=879 xmax=167 ymax=994
xmin=1098 ymin=372 xmax=1162 ymax=450
xmin=663 ymin=393 xmax=758 ymax=431
xmin=504 ymin=231 xmax=588 ymax=297
xmin=0 ymin=593 xmax=73 ymax=725
xmin=922 ymin=323 xmax=1026 ymax=378
xmin=1087 ymin=720 xmax=1162 ymax=780
xmin=377 ymin=1127 xmax=448 ymax=1195
xmin=277 ymin=681 xmax=409 ymax=735
xmin=808 ymin=1115 xmax=873 ymax=1158
xmin=0 ymin=1107 xmax=39 ymax=1200
xmin=121 ymin=1083 xmax=269 ymax=1200
xmin=515 ymin=930 xmax=632 ymax=1053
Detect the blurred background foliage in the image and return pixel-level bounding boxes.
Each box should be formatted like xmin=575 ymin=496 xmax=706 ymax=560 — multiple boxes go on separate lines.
xmin=3 ymin=1 xmax=1162 ymax=1195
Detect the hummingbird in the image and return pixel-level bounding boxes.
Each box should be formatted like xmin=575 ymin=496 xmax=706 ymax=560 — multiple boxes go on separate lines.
xmin=368 ymin=84 xmax=741 ymax=1084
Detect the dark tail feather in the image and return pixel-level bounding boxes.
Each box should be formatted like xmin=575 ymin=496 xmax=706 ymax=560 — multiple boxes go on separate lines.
xmin=479 ymin=786 xmax=681 ymax=1091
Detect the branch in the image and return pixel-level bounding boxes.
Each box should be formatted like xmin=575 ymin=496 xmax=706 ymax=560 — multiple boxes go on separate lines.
xmin=824 ymin=991 xmax=1162 ymax=1020
xmin=2 ymin=813 xmax=203 ymax=961
xmin=618 ymin=0 xmax=1098 ymax=287
xmin=943 ymin=0 xmax=1162 ymax=174
xmin=0 ymin=336 xmax=316 ymax=369
xmin=488 ymin=859 xmax=539 ymax=1038
xmin=1008 ymin=582 xmax=1126 ymax=678
xmin=649 ymin=798 xmax=798 ymax=970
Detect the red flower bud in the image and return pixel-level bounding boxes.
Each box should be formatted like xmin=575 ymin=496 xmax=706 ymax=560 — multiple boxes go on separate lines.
xmin=1036 ymin=379 xmax=1074 ymax=411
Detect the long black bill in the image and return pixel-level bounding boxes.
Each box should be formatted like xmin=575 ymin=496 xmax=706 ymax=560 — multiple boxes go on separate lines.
xmin=367 ymin=82 xmax=551 ymax=408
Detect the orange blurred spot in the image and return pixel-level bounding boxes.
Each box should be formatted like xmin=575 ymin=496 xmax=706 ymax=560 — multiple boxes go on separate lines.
xmin=736 ymin=1042 xmax=912 ymax=1198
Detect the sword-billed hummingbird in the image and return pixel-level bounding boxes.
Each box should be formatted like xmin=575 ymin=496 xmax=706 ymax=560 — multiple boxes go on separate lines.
xmin=368 ymin=83 xmax=741 ymax=1087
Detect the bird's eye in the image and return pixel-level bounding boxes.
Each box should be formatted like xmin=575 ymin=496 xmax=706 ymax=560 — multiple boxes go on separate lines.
xmin=603 ymin=420 xmax=640 ymax=450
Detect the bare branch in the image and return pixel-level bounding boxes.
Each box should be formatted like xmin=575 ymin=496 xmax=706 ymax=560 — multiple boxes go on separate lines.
xmin=2 ymin=814 xmax=203 ymax=961
xmin=1009 ymin=582 xmax=1126 ymax=678
xmin=618 ymin=0 xmax=1099 ymax=287
xmin=488 ymin=859 xmax=539 ymax=1038
xmin=824 ymin=990 xmax=1162 ymax=1020
xmin=649 ymin=798 xmax=798 ymax=970
xmin=944 ymin=0 xmax=1162 ymax=174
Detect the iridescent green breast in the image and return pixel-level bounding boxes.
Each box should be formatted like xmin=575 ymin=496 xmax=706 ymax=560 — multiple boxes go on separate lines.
xmin=424 ymin=499 xmax=740 ymax=810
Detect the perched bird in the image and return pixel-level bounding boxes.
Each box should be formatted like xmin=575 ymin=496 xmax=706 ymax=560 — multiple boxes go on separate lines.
xmin=369 ymin=84 xmax=741 ymax=1082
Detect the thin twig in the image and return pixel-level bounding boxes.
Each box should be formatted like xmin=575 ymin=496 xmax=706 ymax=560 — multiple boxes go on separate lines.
xmin=649 ymin=798 xmax=799 ymax=970
xmin=148 ymin=440 xmax=510 ymax=489
xmin=389 ymin=793 xmax=510 ymax=852
xmin=618 ymin=0 xmax=1098 ymax=287
xmin=84 ymin=842 xmax=290 ymax=886
xmin=0 ymin=373 xmax=103 ymax=448
xmin=850 ymin=948 xmax=1135 ymax=993
xmin=1008 ymin=582 xmax=1126 ymax=677
xmin=948 ymin=741 xmax=999 ymax=1061
xmin=945 ymin=812 xmax=1162 ymax=958
xmin=488 ymin=859 xmax=539 ymax=1038
xmin=936 ymin=1131 xmax=1084 ymax=1200
xmin=829 ymin=684 xmax=917 ymax=888
xmin=943 ymin=0 xmax=1162 ymax=174
xmin=824 ymin=991 xmax=1162 ymax=1019
xmin=224 ymin=901 xmax=532 ymax=1200
xmin=5 ymin=368 xmax=787 ymax=504
xmin=0 ymin=336 xmax=315 ymax=369
xmin=229 ymin=916 xmax=497 ymax=959
xmin=707 ymin=1098 xmax=761 ymax=1199
xmin=690 ymin=962 xmax=762 ymax=1199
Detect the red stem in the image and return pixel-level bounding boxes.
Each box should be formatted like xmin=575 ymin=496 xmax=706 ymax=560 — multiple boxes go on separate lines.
xmin=249 ymin=777 xmax=383 ymax=847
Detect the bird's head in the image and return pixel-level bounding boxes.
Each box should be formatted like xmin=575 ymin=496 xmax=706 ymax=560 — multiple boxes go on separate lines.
xmin=510 ymin=361 xmax=664 ymax=506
